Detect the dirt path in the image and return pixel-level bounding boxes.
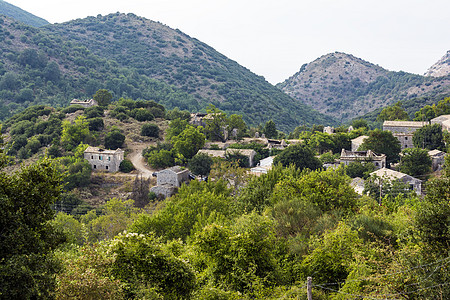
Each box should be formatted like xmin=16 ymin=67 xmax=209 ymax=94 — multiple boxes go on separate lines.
xmin=127 ymin=143 xmax=156 ymax=178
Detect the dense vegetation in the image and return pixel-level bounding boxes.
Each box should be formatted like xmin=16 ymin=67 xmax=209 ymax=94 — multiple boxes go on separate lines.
xmin=278 ymin=52 xmax=450 ymax=122
xmin=0 ymin=0 xmax=49 ymax=27
xmin=0 ymin=13 xmax=334 ymax=132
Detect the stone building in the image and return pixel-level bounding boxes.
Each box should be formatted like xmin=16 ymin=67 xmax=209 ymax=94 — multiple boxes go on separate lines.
xmin=430 ymin=115 xmax=450 ymax=131
xmin=323 ymin=126 xmax=335 ymax=134
xmin=340 ymin=149 xmax=386 ymax=169
xmin=150 ymin=166 xmax=191 ymax=198
xmin=370 ymin=168 xmax=422 ymax=195
xmin=84 ymin=147 xmax=124 ymax=172
xmin=383 ymin=121 xmax=428 ymax=149
xmin=351 ymin=135 xmax=368 ymax=151
xmin=428 ymin=149 xmax=447 ymax=171
xmin=70 ymin=98 xmax=98 ymax=108
xmin=197 ymin=148 xmax=258 ymax=167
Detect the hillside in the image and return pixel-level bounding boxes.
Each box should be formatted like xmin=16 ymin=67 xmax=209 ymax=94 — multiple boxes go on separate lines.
xmin=425 ymin=50 xmax=450 ymax=77
xmin=41 ymin=13 xmax=335 ymax=131
xmin=277 ymin=52 xmax=450 ymax=122
xmin=0 ymin=0 xmax=49 ymax=27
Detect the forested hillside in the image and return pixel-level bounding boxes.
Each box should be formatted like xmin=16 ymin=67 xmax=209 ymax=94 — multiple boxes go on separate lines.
xmin=0 ymin=0 xmax=48 ymax=27
xmin=0 ymin=13 xmax=335 ymax=132
xmin=278 ymin=52 xmax=450 ymax=122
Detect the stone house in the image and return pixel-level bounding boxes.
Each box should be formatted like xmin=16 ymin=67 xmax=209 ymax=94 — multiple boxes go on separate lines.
xmin=431 ymin=115 xmax=450 ymax=131
xmin=351 ymin=135 xmax=368 ymax=151
xmin=340 ymin=149 xmax=386 ymax=169
xmin=151 ymin=166 xmax=191 ymax=198
xmin=428 ymin=149 xmax=447 ymax=171
xmin=370 ymin=168 xmax=422 ymax=195
xmin=197 ymin=148 xmax=258 ymax=167
xmin=383 ymin=121 xmax=428 ymax=150
xmin=84 ymin=147 xmax=124 ymax=172
xmin=323 ymin=126 xmax=335 ymax=134
xmin=70 ymin=98 xmax=98 ymax=108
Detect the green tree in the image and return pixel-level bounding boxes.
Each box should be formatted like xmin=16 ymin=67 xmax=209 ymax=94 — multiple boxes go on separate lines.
xmin=263 ymin=120 xmax=278 ymax=139
xmin=166 ymin=118 xmax=189 ymax=141
xmin=399 ymin=147 xmax=432 ymax=177
xmin=204 ymin=104 xmax=228 ymax=142
xmin=377 ymin=101 xmax=409 ymax=121
xmin=345 ymin=161 xmax=375 ymax=179
xmin=227 ymin=114 xmax=247 ymax=140
xmin=119 ymin=159 xmax=135 ymax=173
xmin=188 ymin=153 xmax=213 ymax=177
xmin=433 ymin=97 xmax=450 ymax=117
xmin=273 ymin=144 xmax=321 ymax=171
xmin=172 ymin=125 xmax=205 ymax=160
xmin=412 ymin=123 xmax=445 ymax=151
xmin=60 ymin=115 xmax=92 ymax=151
xmin=359 ymin=129 xmax=401 ymax=165
xmin=93 ymin=89 xmax=112 ymax=107
xmin=0 ymin=158 xmax=65 ymax=299
xmin=141 ymin=123 xmax=159 ymax=138
xmin=414 ymin=105 xmax=436 ymax=121
xmin=104 ymin=129 xmax=125 ymax=150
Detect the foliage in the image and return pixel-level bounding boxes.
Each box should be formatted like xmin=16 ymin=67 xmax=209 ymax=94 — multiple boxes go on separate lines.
xmin=413 ymin=123 xmax=445 ymax=151
xmin=172 ymin=125 xmax=205 ymax=160
xmin=109 ymin=232 xmax=196 ymax=299
xmin=225 ymin=150 xmax=250 ymax=168
xmin=144 ymin=143 xmax=176 ymax=169
xmin=140 ymin=123 xmax=159 ymax=138
xmin=399 ymin=147 xmax=432 ymax=177
xmin=263 ymin=120 xmax=278 ymax=139
xmin=345 ymin=161 xmax=375 ymax=179
xmin=119 ymin=159 xmax=135 ymax=173
xmin=188 ymin=153 xmax=214 ymax=176
xmin=0 ymin=158 xmax=65 ymax=299
xmin=359 ymin=129 xmax=401 ymax=165
xmin=377 ymin=101 xmax=409 ymax=121
xmin=204 ymin=104 xmax=228 ymax=142
xmin=93 ymin=89 xmax=112 ymax=107
xmin=273 ymin=144 xmax=322 ymax=171
xmin=104 ymin=129 xmax=125 ymax=150
xmin=166 ymin=118 xmax=189 ymax=141
xmin=60 ymin=115 xmax=93 ymax=151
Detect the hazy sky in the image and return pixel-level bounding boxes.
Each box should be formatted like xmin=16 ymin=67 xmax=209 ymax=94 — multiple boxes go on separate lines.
xmin=5 ymin=0 xmax=450 ymax=84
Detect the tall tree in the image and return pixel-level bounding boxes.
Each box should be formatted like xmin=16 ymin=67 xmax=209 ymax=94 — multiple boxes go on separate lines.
xmin=263 ymin=120 xmax=278 ymax=139
xmin=399 ymin=147 xmax=432 ymax=177
xmin=93 ymin=89 xmax=113 ymax=107
xmin=172 ymin=125 xmax=205 ymax=160
xmin=413 ymin=123 xmax=445 ymax=151
xmin=273 ymin=144 xmax=321 ymax=171
xmin=377 ymin=101 xmax=409 ymax=121
xmin=0 ymin=157 xmax=65 ymax=298
xmin=359 ymin=129 xmax=401 ymax=165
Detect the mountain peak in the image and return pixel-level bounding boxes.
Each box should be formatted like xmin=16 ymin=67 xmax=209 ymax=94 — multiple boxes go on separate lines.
xmin=425 ymin=50 xmax=450 ymax=77
xmin=0 ymin=0 xmax=49 ymax=27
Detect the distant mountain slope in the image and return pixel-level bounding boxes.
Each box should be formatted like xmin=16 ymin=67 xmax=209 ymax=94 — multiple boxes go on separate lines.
xmin=0 ymin=15 xmax=201 ymax=120
xmin=0 ymin=0 xmax=48 ymax=27
xmin=42 ymin=13 xmax=335 ymax=131
xmin=277 ymin=52 xmax=450 ymax=122
xmin=425 ymin=50 xmax=450 ymax=77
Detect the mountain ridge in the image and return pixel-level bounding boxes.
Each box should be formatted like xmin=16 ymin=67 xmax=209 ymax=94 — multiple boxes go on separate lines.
xmin=277 ymin=52 xmax=450 ymax=122
xmin=0 ymin=0 xmax=49 ymax=27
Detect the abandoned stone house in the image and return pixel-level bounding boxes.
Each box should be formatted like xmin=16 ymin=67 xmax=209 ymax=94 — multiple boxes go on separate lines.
xmin=430 ymin=114 xmax=450 ymax=131
xmin=150 ymin=166 xmax=191 ymax=198
xmin=370 ymin=168 xmax=422 ymax=195
xmin=70 ymin=98 xmax=98 ymax=108
xmin=351 ymin=135 xmax=368 ymax=151
xmin=84 ymin=147 xmax=124 ymax=172
xmin=323 ymin=126 xmax=335 ymax=134
xmin=428 ymin=149 xmax=447 ymax=171
xmin=340 ymin=149 xmax=386 ymax=169
xmin=197 ymin=148 xmax=258 ymax=167
xmin=382 ymin=121 xmax=428 ymax=150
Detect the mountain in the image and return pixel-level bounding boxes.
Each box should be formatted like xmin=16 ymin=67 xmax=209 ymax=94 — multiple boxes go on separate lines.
xmin=425 ymin=50 xmax=450 ymax=77
xmin=42 ymin=13 xmax=335 ymax=131
xmin=277 ymin=52 xmax=450 ymax=122
xmin=0 ymin=13 xmax=334 ymax=132
xmin=0 ymin=0 xmax=49 ymax=27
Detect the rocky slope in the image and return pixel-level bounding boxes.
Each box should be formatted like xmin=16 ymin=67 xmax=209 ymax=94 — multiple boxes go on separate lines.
xmin=0 ymin=0 xmax=49 ymax=27
xmin=425 ymin=50 xmax=450 ymax=77
xmin=278 ymin=52 xmax=450 ymax=122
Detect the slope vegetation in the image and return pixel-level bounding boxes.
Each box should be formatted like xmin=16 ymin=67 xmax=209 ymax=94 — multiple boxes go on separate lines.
xmin=278 ymin=52 xmax=450 ymax=122
xmin=0 ymin=0 xmax=49 ymax=27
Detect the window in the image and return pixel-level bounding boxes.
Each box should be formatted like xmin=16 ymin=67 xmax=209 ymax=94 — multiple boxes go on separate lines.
xmin=91 ymin=155 xmax=93 ymax=159
xmin=108 ymin=156 xmax=111 ymax=161
xmin=93 ymin=165 xmax=97 ymax=169
xmin=405 ymin=137 xmax=408 ymax=140
xmin=106 ymin=166 xmax=108 ymax=170
xmin=99 ymin=155 xmax=102 ymax=160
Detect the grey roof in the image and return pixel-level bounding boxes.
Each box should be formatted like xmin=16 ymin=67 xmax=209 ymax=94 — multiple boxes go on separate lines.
xmin=383 ymin=121 xmax=428 ymax=128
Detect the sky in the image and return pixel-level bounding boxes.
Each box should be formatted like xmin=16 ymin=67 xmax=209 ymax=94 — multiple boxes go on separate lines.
xmin=5 ymin=0 xmax=450 ymax=84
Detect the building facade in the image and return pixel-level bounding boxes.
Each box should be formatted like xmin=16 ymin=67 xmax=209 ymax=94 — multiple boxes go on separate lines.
xmin=383 ymin=121 xmax=428 ymax=149
xmin=340 ymin=149 xmax=386 ymax=169
xmin=84 ymin=147 xmax=124 ymax=172
xmin=70 ymin=98 xmax=98 ymax=108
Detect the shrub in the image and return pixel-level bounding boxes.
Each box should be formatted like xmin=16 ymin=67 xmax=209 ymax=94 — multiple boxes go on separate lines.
xmin=141 ymin=123 xmax=159 ymax=138
xmin=119 ymin=159 xmax=135 ymax=173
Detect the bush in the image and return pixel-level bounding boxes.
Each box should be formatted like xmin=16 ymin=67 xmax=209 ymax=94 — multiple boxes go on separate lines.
xmin=141 ymin=123 xmax=159 ymax=138
xmin=132 ymin=108 xmax=154 ymax=122
xmin=104 ymin=130 xmax=125 ymax=150
xmin=88 ymin=117 xmax=104 ymax=131
xmin=119 ymin=159 xmax=135 ymax=173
